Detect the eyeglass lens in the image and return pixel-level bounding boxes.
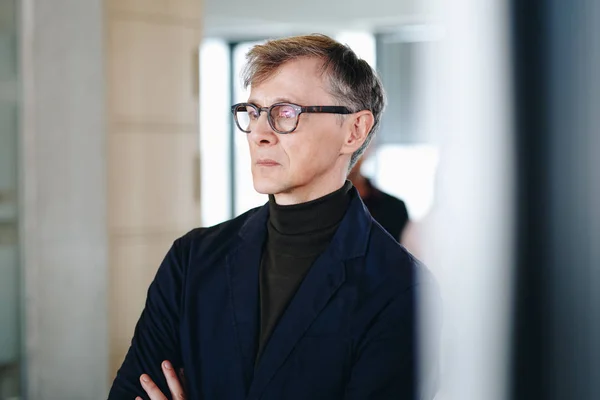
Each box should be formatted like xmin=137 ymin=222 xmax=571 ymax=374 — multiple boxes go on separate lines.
xmin=235 ymin=104 xmax=299 ymax=133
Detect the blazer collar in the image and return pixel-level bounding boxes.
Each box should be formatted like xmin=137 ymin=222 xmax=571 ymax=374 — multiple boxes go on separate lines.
xmin=237 ymin=186 xmax=371 ymax=261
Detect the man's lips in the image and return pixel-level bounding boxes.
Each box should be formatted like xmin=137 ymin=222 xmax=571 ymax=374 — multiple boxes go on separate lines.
xmin=256 ymin=159 xmax=280 ymax=166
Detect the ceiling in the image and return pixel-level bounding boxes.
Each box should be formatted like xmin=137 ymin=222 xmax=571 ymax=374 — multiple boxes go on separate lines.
xmin=202 ymin=0 xmax=439 ymax=40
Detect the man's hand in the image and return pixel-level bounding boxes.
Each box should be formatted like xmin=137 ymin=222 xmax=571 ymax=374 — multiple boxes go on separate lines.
xmin=136 ymin=361 xmax=187 ymax=400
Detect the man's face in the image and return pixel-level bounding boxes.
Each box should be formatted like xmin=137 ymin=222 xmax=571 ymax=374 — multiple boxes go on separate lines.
xmin=246 ymin=57 xmax=351 ymax=204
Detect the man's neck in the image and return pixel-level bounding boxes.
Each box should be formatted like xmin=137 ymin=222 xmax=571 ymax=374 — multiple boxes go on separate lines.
xmin=348 ymin=174 xmax=371 ymax=198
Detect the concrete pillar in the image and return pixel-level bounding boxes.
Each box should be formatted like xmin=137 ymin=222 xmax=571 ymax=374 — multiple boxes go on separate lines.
xmin=19 ymin=0 xmax=109 ymax=398
xmin=18 ymin=0 xmax=203 ymax=396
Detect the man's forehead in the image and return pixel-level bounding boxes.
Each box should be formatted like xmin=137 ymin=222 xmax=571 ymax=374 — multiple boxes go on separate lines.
xmin=247 ymin=60 xmax=331 ymax=105
xmin=248 ymin=85 xmax=331 ymax=107
xmin=249 ymin=57 xmax=328 ymax=86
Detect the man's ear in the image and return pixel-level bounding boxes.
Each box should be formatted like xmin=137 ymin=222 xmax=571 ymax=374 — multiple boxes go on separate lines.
xmin=340 ymin=110 xmax=375 ymax=155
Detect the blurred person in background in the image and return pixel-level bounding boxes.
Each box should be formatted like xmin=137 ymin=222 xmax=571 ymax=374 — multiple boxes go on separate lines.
xmin=109 ymin=34 xmax=440 ymax=400
xmin=348 ymin=149 xmax=410 ymax=242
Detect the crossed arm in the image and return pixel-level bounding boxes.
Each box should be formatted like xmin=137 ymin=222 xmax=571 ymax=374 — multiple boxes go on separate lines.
xmin=133 ymin=280 xmax=441 ymax=400
xmin=108 ymin=239 xmax=187 ymax=399
xmin=110 ymin=235 xmax=441 ymax=399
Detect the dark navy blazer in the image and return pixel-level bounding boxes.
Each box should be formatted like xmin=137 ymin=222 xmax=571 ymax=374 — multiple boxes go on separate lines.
xmin=108 ymin=189 xmax=439 ymax=399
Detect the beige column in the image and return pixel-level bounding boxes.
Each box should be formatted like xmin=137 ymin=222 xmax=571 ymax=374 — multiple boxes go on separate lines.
xmin=105 ymin=0 xmax=202 ymax=379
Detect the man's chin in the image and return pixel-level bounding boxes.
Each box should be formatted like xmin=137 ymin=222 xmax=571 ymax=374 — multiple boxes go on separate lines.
xmin=252 ymin=178 xmax=282 ymax=195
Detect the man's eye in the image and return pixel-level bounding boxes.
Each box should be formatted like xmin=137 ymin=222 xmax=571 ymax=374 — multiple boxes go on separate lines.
xmin=277 ymin=106 xmax=296 ymax=118
xmin=247 ymin=109 xmax=259 ymax=119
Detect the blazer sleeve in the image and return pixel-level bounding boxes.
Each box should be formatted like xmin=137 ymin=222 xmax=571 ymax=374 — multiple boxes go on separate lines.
xmin=108 ymin=238 xmax=187 ymax=400
xmin=344 ymin=281 xmax=442 ymax=400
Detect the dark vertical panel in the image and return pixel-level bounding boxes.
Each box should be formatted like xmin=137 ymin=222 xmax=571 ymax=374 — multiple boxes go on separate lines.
xmin=545 ymin=0 xmax=600 ymax=397
xmin=512 ymin=0 xmax=600 ymax=398
xmin=511 ymin=2 xmax=550 ymax=396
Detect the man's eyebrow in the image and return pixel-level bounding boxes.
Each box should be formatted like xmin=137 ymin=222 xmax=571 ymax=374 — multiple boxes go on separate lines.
xmin=272 ymin=97 xmax=298 ymax=104
xmin=246 ymin=97 xmax=299 ymax=107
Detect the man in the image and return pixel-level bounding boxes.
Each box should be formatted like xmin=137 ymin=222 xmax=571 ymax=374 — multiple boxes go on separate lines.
xmin=109 ymin=34 xmax=440 ymax=400
xmin=348 ymin=153 xmax=410 ymax=241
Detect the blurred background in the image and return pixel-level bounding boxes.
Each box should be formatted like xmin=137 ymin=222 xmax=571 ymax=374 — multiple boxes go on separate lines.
xmin=0 ymin=0 xmax=599 ymax=399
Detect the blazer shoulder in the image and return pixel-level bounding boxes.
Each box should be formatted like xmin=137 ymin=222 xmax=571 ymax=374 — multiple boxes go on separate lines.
xmin=174 ymin=206 xmax=264 ymax=262
xmin=364 ymin=220 xmax=436 ymax=289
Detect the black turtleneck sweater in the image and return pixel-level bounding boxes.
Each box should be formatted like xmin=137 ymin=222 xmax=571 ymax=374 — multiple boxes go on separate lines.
xmin=256 ymin=180 xmax=353 ymax=361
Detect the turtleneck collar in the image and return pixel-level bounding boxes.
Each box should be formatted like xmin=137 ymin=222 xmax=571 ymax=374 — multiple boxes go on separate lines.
xmin=268 ymin=181 xmax=353 ymax=234
xmin=266 ymin=180 xmax=353 ymax=256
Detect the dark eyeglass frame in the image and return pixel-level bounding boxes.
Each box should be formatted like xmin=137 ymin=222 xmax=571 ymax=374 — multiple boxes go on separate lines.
xmin=231 ymin=102 xmax=354 ymax=134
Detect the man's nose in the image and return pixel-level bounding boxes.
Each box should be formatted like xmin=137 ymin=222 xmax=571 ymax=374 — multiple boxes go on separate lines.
xmin=248 ymin=112 xmax=277 ymax=145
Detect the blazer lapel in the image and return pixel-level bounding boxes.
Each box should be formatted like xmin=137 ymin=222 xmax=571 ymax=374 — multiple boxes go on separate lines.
xmin=247 ymin=245 xmax=346 ymax=400
xmin=226 ymin=205 xmax=269 ymax=391
xmin=236 ymin=187 xmax=372 ymax=399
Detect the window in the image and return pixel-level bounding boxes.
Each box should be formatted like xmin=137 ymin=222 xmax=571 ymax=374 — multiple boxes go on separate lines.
xmin=199 ymin=39 xmax=231 ymax=227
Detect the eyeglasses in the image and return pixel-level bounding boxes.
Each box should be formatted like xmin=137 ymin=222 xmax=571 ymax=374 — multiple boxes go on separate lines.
xmin=231 ymin=102 xmax=354 ymax=134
